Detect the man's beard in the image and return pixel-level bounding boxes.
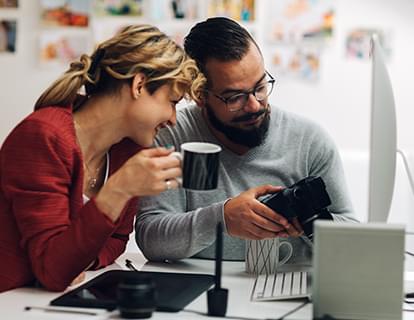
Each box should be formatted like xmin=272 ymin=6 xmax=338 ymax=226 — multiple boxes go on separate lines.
xmin=205 ymin=103 xmax=270 ymax=148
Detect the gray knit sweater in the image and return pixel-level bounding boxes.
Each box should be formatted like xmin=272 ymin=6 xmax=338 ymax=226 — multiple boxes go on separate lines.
xmin=135 ymin=105 xmax=357 ymax=263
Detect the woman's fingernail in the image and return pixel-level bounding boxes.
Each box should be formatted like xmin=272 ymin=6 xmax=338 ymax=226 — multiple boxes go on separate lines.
xmin=165 ymin=144 xmax=174 ymax=149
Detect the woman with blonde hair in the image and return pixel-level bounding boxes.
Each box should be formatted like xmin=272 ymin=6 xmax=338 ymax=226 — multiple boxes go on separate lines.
xmin=0 ymin=24 xmax=205 ymax=292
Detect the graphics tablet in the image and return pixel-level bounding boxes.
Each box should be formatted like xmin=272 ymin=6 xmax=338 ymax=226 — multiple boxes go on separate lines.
xmin=50 ymin=270 xmax=215 ymax=312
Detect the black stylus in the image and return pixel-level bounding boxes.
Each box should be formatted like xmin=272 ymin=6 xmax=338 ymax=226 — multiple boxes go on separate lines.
xmin=215 ymin=222 xmax=223 ymax=289
xmin=207 ymin=222 xmax=228 ymax=317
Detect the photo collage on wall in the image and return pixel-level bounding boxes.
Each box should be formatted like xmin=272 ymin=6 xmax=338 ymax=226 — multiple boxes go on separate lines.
xmin=39 ymin=0 xmax=202 ymax=65
xmin=39 ymin=0 xmax=91 ymax=65
xmin=264 ymin=0 xmax=394 ymax=82
xmin=92 ymin=0 xmax=197 ymax=47
xmin=0 ymin=0 xmax=18 ymax=54
xmin=270 ymin=45 xmax=321 ymax=82
xmin=265 ymin=0 xmax=334 ymax=82
xmin=3 ymin=0 xmax=395 ymax=68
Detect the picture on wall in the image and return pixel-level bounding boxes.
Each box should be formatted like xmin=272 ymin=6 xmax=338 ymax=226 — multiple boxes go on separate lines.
xmin=148 ymin=0 xmax=198 ymax=20
xmin=208 ymin=0 xmax=255 ymax=22
xmin=269 ymin=45 xmax=321 ymax=81
xmin=0 ymin=20 xmax=16 ymax=53
xmin=265 ymin=0 xmax=334 ymax=44
xmin=93 ymin=0 xmax=144 ymax=16
xmin=345 ymin=28 xmax=392 ymax=60
xmin=40 ymin=0 xmax=90 ymax=27
xmin=170 ymin=0 xmax=198 ymax=19
xmin=39 ymin=31 xmax=89 ymax=65
xmin=0 ymin=0 xmax=18 ymax=8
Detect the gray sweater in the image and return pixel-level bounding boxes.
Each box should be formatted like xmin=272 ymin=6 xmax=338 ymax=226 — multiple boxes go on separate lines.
xmin=135 ymin=105 xmax=357 ymax=263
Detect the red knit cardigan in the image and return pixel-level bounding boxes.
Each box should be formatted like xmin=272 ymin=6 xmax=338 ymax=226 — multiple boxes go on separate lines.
xmin=0 ymin=106 xmax=140 ymax=292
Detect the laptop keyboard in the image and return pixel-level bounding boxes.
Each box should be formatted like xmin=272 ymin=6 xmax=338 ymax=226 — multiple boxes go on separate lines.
xmin=251 ymin=270 xmax=311 ymax=301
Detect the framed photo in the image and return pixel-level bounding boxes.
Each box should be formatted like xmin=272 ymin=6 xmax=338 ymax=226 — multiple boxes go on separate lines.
xmin=208 ymin=0 xmax=255 ymax=22
xmin=0 ymin=20 xmax=17 ymax=53
xmin=345 ymin=28 xmax=392 ymax=60
xmin=170 ymin=0 xmax=199 ymax=19
xmin=265 ymin=0 xmax=335 ymax=44
xmin=40 ymin=0 xmax=91 ymax=27
xmin=39 ymin=31 xmax=89 ymax=65
xmin=268 ymin=45 xmax=321 ymax=81
xmin=0 ymin=0 xmax=18 ymax=8
xmin=93 ymin=0 xmax=144 ymax=16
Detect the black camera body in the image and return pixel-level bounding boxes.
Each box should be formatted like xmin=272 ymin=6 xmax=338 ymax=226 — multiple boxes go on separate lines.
xmin=260 ymin=176 xmax=333 ymax=239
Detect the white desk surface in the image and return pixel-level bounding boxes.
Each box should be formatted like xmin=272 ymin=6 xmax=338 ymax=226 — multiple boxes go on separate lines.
xmin=1 ymin=251 xmax=414 ymax=320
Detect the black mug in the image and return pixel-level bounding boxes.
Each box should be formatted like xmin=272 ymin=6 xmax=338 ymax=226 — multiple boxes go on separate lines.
xmin=172 ymin=142 xmax=221 ymax=190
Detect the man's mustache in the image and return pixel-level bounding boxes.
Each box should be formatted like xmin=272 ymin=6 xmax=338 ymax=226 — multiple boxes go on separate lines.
xmin=231 ymin=105 xmax=269 ymax=123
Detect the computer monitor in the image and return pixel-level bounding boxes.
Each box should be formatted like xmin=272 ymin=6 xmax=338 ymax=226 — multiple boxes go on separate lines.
xmin=367 ymin=34 xmax=397 ymax=222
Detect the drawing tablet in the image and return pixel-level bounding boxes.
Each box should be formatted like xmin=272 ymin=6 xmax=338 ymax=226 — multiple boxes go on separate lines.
xmin=50 ymin=269 xmax=215 ymax=312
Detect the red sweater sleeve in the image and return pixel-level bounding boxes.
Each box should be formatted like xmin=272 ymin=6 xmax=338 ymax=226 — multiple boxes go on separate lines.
xmin=1 ymin=118 xmax=125 ymax=291
xmin=92 ymin=200 xmax=137 ymax=270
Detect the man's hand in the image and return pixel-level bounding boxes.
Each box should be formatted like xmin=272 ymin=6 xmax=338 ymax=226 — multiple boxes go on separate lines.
xmin=224 ymin=185 xmax=302 ymax=239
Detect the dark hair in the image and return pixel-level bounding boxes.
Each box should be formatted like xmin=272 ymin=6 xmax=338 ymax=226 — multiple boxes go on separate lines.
xmin=184 ymin=17 xmax=260 ymax=77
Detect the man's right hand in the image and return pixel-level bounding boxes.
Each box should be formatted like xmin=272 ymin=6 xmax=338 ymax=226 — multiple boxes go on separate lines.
xmin=223 ymin=185 xmax=302 ymax=240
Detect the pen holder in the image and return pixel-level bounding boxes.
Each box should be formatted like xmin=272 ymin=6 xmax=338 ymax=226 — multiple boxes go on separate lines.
xmin=207 ymin=287 xmax=228 ymax=317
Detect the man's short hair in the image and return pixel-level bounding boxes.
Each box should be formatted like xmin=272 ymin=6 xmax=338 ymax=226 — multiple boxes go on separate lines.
xmin=184 ymin=17 xmax=260 ymax=76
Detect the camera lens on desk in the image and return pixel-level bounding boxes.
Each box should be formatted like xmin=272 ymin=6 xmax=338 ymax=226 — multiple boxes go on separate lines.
xmin=117 ymin=275 xmax=156 ymax=319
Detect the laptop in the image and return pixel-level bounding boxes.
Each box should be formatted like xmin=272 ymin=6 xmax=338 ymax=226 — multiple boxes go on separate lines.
xmin=312 ymin=221 xmax=405 ymax=320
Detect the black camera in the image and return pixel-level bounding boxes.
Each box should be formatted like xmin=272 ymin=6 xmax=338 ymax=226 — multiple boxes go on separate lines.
xmin=260 ymin=176 xmax=333 ymax=239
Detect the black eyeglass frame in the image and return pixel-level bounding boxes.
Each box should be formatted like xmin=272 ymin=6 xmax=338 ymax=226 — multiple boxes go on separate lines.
xmin=206 ymin=71 xmax=276 ymax=112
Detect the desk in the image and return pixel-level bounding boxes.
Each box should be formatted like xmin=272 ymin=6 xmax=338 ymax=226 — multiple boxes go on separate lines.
xmin=1 ymin=251 xmax=414 ymax=320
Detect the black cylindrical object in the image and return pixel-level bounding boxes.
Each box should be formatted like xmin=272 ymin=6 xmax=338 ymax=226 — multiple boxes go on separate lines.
xmin=117 ymin=275 xmax=156 ymax=319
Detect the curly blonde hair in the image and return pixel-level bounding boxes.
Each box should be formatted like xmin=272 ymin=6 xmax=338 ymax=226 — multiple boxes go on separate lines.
xmin=35 ymin=24 xmax=205 ymax=110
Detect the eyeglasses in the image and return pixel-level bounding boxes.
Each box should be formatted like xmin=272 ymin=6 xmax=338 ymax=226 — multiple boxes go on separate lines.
xmin=207 ymin=72 xmax=275 ymax=112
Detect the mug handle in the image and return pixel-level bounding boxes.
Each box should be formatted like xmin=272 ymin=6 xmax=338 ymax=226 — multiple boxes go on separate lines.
xmin=170 ymin=151 xmax=183 ymax=186
xmin=277 ymin=241 xmax=293 ymax=266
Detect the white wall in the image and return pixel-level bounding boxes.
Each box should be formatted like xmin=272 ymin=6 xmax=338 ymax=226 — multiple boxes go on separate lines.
xmin=0 ymin=0 xmax=64 ymax=142
xmin=1 ymin=0 xmax=413 ymax=153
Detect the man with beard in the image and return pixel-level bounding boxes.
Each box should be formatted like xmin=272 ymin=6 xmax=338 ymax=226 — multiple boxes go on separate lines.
xmin=135 ymin=17 xmax=357 ymax=263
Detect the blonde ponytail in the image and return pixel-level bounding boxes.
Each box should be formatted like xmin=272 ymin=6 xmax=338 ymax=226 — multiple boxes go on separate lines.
xmin=34 ymin=54 xmax=93 ymax=110
xmin=34 ymin=24 xmax=205 ymax=110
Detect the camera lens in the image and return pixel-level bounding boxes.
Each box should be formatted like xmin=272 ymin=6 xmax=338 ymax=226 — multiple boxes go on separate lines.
xmin=117 ymin=275 xmax=156 ymax=319
xmin=293 ymin=187 xmax=305 ymax=199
